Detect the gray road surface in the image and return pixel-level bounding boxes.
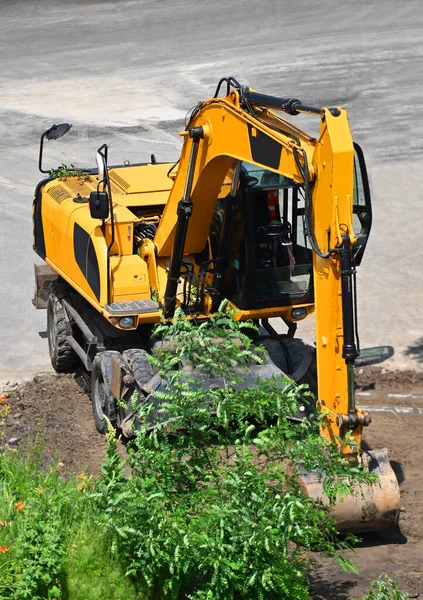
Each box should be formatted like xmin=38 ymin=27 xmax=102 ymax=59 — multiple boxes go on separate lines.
xmin=1 ymin=0 xmax=423 ymax=384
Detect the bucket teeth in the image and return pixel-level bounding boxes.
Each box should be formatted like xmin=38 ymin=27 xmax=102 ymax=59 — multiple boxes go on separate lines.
xmin=298 ymin=448 xmax=400 ymax=533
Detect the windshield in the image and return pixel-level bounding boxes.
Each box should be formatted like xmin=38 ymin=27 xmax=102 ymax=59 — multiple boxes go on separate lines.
xmin=242 ymin=163 xmax=296 ymax=188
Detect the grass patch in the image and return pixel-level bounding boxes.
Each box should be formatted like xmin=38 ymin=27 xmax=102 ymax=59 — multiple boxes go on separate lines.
xmin=65 ymin=521 xmax=144 ymax=600
xmin=0 ymin=416 xmax=142 ymax=600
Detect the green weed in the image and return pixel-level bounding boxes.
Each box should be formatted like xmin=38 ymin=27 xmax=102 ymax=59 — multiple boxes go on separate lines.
xmin=49 ymin=163 xmax=90 ymax=183
xmin=65 ymin=520 xmax=144 ymax=600
xmin=0 ymin=442 xmax=85 ymax=598
xmin=0 ymin=435 xmax=141 ymax=600
xmin=0 ymin=313 xmax=407 ymax=599
xmin=359 ymin=574 xmax=411 ymax=599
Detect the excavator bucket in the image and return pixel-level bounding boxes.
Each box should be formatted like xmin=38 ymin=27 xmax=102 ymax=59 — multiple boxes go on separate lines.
xmin=298 ymin=448 xmax=400 ymax=533
xmin=32 ymin=263 xmax=57 ymax=309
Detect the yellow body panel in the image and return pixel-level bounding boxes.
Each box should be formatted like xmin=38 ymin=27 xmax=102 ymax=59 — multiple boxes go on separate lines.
xmin=108 ymin=164 xmax=173 ymax=194
xmin=228 ymin=302 xmax=314 ymax=322
xmin=37 ymin=167 xmax=173 ymax=319
xmin=110 ymin=254 xmax=150 ymax=301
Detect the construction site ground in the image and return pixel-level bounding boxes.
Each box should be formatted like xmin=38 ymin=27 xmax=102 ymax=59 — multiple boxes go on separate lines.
xmin=2 ymin=369 xmax=423 ymax=599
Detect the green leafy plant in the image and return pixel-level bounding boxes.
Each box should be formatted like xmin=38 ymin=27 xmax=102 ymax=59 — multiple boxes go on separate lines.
xmin=49 ymin=163 xmax=90 ymax=182
xmin=0 ymin=442 xmax=85 ymax=598
xmin=96 ymin=302 xmax=376 ymax=599
xmin=0 ymin=428 xmax=145 ymax=600
xmin=360 ymin=574 xmax=410 ymax=600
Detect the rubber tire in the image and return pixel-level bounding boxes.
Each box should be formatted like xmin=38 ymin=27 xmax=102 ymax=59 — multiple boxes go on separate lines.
xmin=122 ymin=349 xmax=154 ymax=386
xmin=47 ymin=280 xmax=79 ymax=373
xmin=91 ymin=351 xmax=122 ymax=434
xmin=261 ymin=337 xmax=317 ymax=395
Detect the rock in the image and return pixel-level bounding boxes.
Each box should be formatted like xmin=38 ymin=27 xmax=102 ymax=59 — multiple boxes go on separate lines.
xmin=8 ymin=437 xmax=19 ymax=445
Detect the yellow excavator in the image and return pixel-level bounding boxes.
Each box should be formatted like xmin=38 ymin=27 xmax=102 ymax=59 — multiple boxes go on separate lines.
xmin=32 ymin=77 xmax=400 ymax=533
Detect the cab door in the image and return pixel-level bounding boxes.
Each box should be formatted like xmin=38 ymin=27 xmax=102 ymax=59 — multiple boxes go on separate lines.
xmin=352 ymin=143 xmax=372 ymax=265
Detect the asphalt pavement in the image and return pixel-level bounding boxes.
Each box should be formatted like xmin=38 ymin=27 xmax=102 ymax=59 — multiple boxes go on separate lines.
xmin=1 ymin=0 xmax=422 ymax=383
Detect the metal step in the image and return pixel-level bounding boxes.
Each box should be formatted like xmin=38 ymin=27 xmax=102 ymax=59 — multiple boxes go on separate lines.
xmin=105 ymin=299 xmax=159 ymax=315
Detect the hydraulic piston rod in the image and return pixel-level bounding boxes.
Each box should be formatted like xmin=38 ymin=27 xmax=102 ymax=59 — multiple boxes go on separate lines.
xmin=244 ymin=89 xmax=341 ymax=117
xmin=164 ymin=127 xmax=204 ymax=317
xmin=340 ymin=234 xmax=359 ymax=418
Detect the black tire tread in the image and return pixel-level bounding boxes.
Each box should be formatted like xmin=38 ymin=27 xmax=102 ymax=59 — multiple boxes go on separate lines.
xmin=91 ymin=350 xmax=122 ymax=433
xmin=122 ymin=348 xmax=154 ymax=386
xmin=47 ymin=279 xmax=78 ymax=372
xmin=261 ymin=337 xmax=317 ymax=395
xmin=282 ymin=337 xmax=317 ymax=396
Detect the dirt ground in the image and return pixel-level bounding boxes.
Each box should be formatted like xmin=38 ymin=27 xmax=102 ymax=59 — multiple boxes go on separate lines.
xmin=1 ymin=369 xmax=423 ymax=599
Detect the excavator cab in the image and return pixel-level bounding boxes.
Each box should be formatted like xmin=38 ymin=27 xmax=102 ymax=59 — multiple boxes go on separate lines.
xmin=211 ymin=148 xmax=372 ymax=312
xmin=214 ymin=162 xmax=313 ymax=310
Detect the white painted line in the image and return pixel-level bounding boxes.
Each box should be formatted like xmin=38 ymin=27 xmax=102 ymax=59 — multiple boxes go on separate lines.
xmin=357 ymin=392 xmax=423 ymax=401
xmin=361 ymin=405 xmax=423 ymax=416
xmin=387 ymin=393 xmax=423 ymax=400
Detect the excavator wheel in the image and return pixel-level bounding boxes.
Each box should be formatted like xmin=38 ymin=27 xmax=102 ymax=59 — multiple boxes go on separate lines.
xmin=121 ymin=349 xmax=155 ymax=437
xmin=261 ymin=337 xmax=317 ymax=417
xmin=47 ymin=280 xmax=78 ymax=373
xmin=91 ymin=351 xmax=123 ymax=434
xmin=122 ymin=349 xmax=154 ymax=388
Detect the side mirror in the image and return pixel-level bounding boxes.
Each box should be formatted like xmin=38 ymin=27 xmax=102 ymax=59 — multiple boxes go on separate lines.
xmin=96 ymin=148 xmax=106 ymax=184
xmin=89 ymin=190 xmax=109 ymax=220
xmin=39 ymin=122 xmax=72 ymax=174
xmin=46 ymin=123 xmax=72 ymax=140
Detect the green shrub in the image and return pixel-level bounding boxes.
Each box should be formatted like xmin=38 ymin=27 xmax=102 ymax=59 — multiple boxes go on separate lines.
xmin=96 ymin=303 xmax=375 ymax=599
xmin=0 ymin=434 xmax=143 ymax=600
xmin=360 ymin=574 xmax=410 ymax=600
xmin=0 ymin=440 xmax=87 ymax=599
xmin=65 ymin=520 xmax=145 ymax=600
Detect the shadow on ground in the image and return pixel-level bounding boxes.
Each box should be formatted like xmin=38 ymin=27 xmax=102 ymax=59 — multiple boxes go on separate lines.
xmin=309 ymin=574 xmax=358 ymax=600
xmin=405 ymin=337 xmax=423 ymax=364
xmin=355 ymin=346 xmax=394 ymax=367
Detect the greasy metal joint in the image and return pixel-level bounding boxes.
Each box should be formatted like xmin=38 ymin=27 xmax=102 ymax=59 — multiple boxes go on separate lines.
xmin=336 ymin=411 xmax=372 ymax=429
xmin=189 ymin=126 xmax=204 ymax=142
xmin=122 ymin=374 xmax=134 ymax=386
xmin=177 ymin=198 xmax=193 ymax=218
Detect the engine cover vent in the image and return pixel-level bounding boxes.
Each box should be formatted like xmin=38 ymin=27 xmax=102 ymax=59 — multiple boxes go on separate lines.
xmin=48 ymin=185 xmax=71 ymax=203
xmin=109 ymin=171 xmax=130 ymax=191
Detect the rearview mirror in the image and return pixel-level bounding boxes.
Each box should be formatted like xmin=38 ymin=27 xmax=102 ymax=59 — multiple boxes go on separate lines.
xmin=46 ymin=123 xmax=72 ymax=140
xmin=89 ymin=190 xmax=109 ymax=220
xmin=96 ymin=148 xmax=106 ymax=184
xmin=38 ymin=122 xmax=72 ymax=173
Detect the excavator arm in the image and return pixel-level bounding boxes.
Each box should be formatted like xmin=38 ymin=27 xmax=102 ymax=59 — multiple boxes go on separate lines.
xmin=154 ymin=91 xmax=315 ymax=257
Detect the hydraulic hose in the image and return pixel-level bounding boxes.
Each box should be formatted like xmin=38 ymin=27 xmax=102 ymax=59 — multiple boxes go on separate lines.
xmin=293 ymin=147 xmax=331 ymax=259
